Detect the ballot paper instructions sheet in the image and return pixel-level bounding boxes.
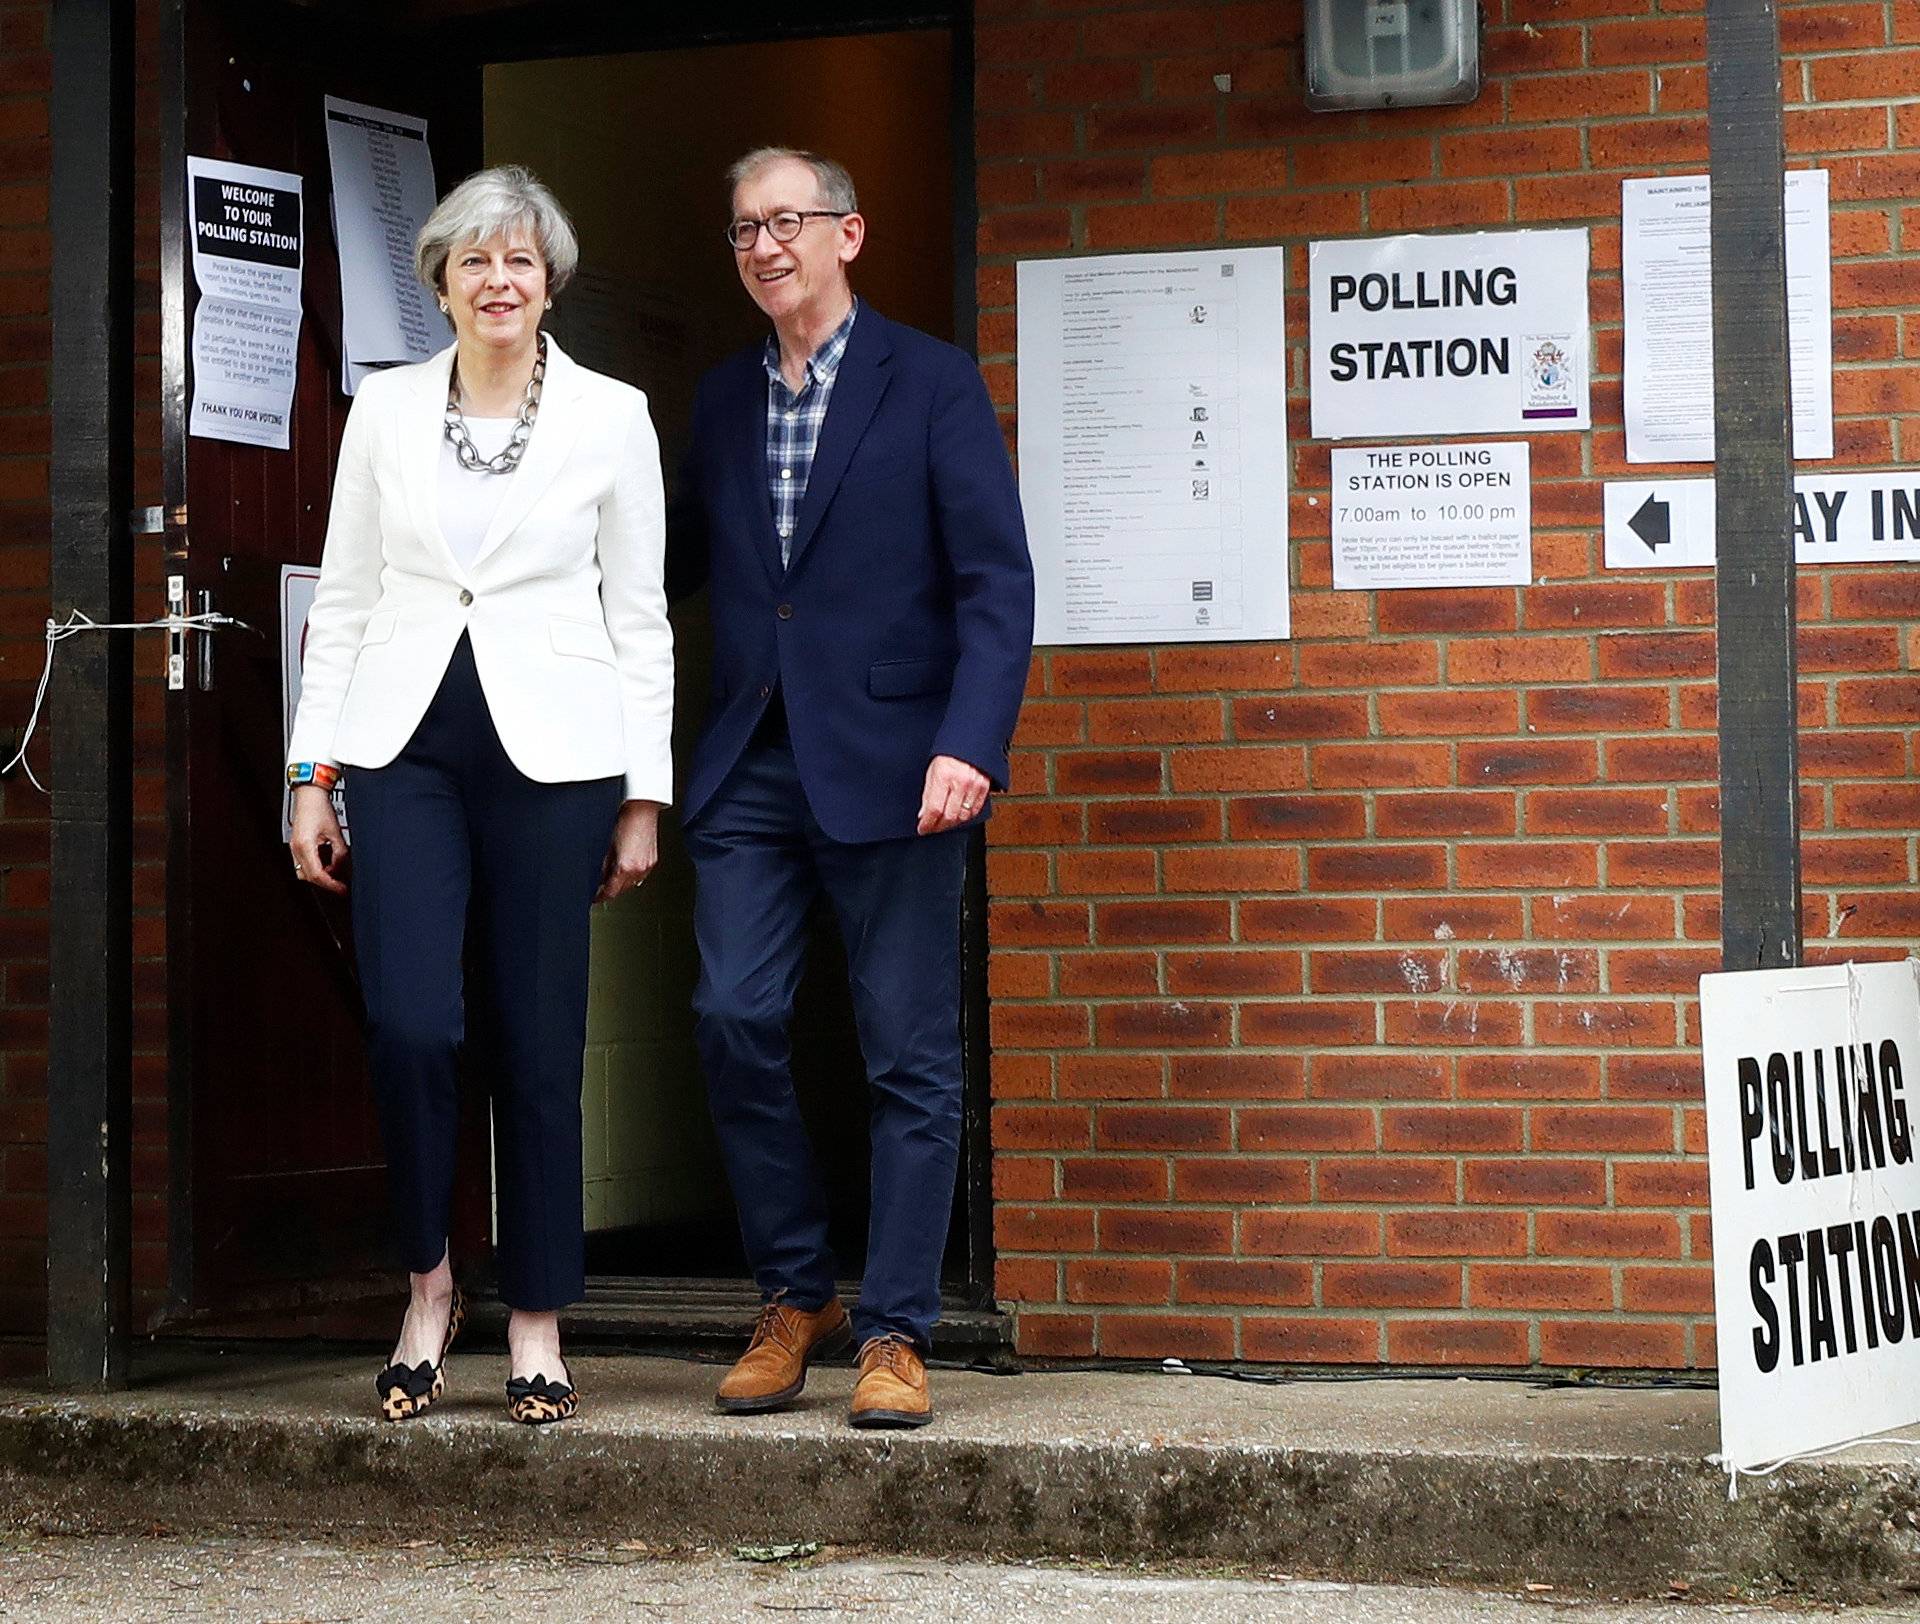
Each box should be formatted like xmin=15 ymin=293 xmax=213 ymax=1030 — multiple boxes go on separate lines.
xmin=1017 ymin=247 xmax=1290 ymax=646
xmin=324 ymin=96 xmax=444 ymax=394
xmin=186 ymin=156 xmax=302 ymax=450
xmin=1624 ymin=170 xmax=1833 ymax=463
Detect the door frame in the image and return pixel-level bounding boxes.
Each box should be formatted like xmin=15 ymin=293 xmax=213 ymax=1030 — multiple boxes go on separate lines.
xmin=160 ymin=0 xmax=998 ymax=1323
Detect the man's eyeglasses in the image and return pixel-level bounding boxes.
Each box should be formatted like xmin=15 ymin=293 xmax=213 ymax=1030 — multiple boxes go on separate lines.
xmin=726 ymin=210 xmax=851 ymax=251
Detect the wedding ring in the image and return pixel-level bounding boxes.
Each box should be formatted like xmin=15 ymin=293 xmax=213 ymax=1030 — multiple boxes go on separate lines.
xmin=292 ymin=862 xmax=304 ymax=875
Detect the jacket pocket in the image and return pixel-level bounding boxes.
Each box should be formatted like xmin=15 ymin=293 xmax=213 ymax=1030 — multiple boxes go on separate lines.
xmin=550 ymin=614 xmax=617 ymax=666
xmin=358 ymin=608 xmax=399 ymax=648
xmin=868 ymin=656 xmax=951 ymax=699
xmin=842 ymin=454 xmax=916 ymax=489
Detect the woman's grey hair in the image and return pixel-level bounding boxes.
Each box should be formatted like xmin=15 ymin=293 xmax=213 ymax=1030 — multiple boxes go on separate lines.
xmin=414 ymin=165 xmax=580 ymax=294
xmin=726 ymin=147 xmax=859 ymax=216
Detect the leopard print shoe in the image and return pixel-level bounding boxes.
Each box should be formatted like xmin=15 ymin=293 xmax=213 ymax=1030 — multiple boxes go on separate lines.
xmin=506 ymin=1363 xmax=578 ymax=1425
xmin=374 ymin=1285 xmax=467 ymax=1421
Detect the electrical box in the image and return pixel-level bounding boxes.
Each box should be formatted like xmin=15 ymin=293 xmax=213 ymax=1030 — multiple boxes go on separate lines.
xmin=1305 ymin=0 xmax=1481 ymax=113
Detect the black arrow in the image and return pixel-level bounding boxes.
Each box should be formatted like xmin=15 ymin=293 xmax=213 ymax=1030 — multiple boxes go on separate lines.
xmin=1629 ymin=492 xmax=1671 ymax=553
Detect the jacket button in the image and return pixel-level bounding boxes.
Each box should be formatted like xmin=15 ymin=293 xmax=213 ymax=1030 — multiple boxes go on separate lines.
xmin=458 ymin=588 xmax=474 ymax=607
xmin=776 ymin=603 xmax=793 ymax=620
xmin=758 ymin=683 xmax=772 ymax=700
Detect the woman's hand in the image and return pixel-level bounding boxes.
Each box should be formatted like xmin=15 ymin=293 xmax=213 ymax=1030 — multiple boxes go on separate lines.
xmin=289 ymin=784 xmax=349 ymax=895
xmin=596 ymin=799 xmax=660 ymax=904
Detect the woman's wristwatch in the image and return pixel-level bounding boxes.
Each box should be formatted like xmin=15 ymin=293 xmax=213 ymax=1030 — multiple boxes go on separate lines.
xmin=286 ymin=762 xmax=342 ymax=790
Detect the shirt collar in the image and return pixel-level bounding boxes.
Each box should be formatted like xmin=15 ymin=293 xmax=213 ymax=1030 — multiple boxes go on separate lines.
xmin=763 ymin=298 xmax=859 ymax=390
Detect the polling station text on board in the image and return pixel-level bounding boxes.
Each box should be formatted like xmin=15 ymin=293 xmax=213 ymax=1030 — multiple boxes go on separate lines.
xmin=1310 ymin=228 xmax=1590 ymax=441
xmin=1701 ymin=960 xmax=1920 ymax=1477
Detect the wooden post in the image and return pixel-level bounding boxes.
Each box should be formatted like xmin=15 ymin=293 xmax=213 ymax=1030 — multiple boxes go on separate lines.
xmin=46 ymin=0 xmax=135 ymax=1389
xmin=1706 ymin=0 xmax=1801 ymax=972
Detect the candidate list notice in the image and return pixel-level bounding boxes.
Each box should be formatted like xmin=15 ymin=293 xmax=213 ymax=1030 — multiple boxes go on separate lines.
xmin=1018 ymin=248 xmax=1289 ymax=645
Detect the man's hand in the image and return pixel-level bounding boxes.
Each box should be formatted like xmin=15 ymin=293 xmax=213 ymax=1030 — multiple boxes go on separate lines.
xmin=918 ymin=755 xmax=990 ymax=836
xmin=597 ymin=800 xmax=661 ymax=903
xmin=289 ymin=784 xmax=349 ymax=895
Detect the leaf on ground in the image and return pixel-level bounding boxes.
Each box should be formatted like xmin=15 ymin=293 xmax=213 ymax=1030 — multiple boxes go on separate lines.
xmin=734 ymin=1542 xmax=822 ymax=1563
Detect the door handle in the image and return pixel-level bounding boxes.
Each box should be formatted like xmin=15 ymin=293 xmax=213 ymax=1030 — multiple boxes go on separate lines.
xmin=162 ymin=575 xmax=223 ymax=693
xmin=195 ymin=590 xmax=216 ymax=692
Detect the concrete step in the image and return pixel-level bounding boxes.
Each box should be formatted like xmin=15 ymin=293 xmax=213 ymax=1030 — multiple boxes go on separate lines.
xmin=2 ymin=1349 xmax=1918 ymax=1602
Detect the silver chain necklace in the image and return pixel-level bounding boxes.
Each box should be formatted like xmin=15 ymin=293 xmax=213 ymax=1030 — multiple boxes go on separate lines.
xmin=444 ymin=333 xmax=545 ymax=475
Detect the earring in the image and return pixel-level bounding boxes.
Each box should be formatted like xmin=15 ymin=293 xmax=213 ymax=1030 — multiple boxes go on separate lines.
xmin=544 ymin=298 xmax=553 ymax=311
xmin=438 ymin=298 xmax=449 ymax=314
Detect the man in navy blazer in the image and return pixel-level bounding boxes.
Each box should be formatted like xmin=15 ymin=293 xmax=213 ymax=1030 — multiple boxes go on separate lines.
xmin=671 ymin=149 xmax=1032 ymax=1429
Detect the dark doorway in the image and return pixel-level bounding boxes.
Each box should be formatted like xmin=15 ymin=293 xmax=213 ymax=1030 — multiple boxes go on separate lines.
xmin=161 ymin=0 xmax=998 ymax=1347
xmin=484 ymin=32 xmax=955 ymax=1290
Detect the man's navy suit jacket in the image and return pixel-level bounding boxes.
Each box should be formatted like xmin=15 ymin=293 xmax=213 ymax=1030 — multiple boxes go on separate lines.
xmin=670 ymin=307 xmax=1035 ymax=845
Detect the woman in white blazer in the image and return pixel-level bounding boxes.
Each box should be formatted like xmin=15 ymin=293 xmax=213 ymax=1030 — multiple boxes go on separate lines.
xmin=287 ymin=166 xmax=671 ymax=1426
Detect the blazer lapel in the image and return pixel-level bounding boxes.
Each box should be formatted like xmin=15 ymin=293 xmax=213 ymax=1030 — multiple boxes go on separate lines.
xmin=782 ymin=312 xmax=893 ymax=576
xmin=399 ymin=343 xmax=466 ymax=583
xmin=468 ymin=334 xmax=587 ymax=573
xmin=730 ymin=353 xmax=785 ymax=590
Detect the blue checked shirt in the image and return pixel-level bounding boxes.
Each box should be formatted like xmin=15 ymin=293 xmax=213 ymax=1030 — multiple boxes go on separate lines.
xmin=765 ymin=299 xmax=858 ymax=568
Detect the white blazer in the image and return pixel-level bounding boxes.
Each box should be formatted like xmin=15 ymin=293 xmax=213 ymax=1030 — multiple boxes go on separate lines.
xmin=286 ymin=337 xmax=672 ymax=805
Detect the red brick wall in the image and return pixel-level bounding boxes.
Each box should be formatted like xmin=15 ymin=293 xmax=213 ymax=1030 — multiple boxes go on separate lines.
xmin=0 ymin=0 xmax=168 ymax=1352
xmin=978 ymin=0 xmax=1920 ymax=1368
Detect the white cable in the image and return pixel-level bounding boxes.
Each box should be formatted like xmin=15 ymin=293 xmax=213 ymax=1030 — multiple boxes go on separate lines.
xmin=1721 ymin=1434 xmax=1920 ymax=1500
xmin=1 ymin=608 xmax=250 ymax=793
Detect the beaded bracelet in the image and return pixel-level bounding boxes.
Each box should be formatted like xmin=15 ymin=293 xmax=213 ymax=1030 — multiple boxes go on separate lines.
xmin=286 ymin=762 xmax=342 ymax=791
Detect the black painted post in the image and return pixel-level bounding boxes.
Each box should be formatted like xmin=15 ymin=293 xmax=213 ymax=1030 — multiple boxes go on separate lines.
xmin=1706 ymin=0 xmax=1802 ymax=972
xmin=46 ymin=0 xmax=134 ymax=1388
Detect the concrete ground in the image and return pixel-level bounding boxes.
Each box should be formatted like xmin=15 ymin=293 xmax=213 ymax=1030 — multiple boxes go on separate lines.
xmin=4 ymin=1535 xmax=1920 ymax=1623
xmin=8 ymin=1351 xmax=1920 ymax=1601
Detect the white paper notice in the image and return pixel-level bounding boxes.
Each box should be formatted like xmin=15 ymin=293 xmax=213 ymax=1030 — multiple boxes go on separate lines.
xmin=1623 ymin=170 xmax=1833 ymax=463
xmin=1017 ymin=247 xmax=1290 ymax=646
xmin=187 ymin=156 xmax=302 ymax=450
xmin=1332 ymin=443 xmax=1530 ymax=590
xmin=324 ymin=97 xmax=444 ymax=394
xmin=1310 ymin=228 xmax=1590 ymax=440
xmin=1605 ymin=469 xmax=1920 ymax=570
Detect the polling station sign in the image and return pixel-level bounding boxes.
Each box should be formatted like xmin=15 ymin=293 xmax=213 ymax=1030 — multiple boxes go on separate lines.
xmin=1309 ymin=228 xmax=1590 ymax=441
xmin=1701 ymin=960 xmax=1920 ymax=1480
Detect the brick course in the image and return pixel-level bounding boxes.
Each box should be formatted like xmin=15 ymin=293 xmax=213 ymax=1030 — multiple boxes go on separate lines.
xmin=979 ymin=0 xmax=1920 ymax=1367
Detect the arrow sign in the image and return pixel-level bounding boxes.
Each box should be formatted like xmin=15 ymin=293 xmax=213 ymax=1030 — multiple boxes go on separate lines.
xmin=1604 ymin=478 xmax=1715 ymax=570
xmin=1629 ymin=492 xmax=1670 ymax=552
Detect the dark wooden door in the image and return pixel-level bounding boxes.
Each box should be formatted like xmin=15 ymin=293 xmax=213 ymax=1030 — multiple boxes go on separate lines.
xmin=161 ymin=0 xmax=483 ymax=1321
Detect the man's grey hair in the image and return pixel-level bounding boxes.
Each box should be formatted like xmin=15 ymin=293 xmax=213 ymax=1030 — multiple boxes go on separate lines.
xmin=415 ymin=165 xmax=580 ymax=294
xmin=726 ymin=147 xmax=859 ymax=216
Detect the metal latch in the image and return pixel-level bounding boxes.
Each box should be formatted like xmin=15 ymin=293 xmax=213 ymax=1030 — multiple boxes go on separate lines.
xmin=165 ymin=574 xmax=186 ymax=691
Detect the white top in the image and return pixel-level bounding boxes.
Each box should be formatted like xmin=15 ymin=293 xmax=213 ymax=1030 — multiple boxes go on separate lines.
xmin=438 ymin=417 xmax=519 ymax=568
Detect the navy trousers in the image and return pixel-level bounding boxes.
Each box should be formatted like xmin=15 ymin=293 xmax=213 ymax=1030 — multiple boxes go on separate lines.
xmin=345 ymin=635 xmax=622 ymax=1311
xmin=687 ymin=719 xmax=968 ymax=1350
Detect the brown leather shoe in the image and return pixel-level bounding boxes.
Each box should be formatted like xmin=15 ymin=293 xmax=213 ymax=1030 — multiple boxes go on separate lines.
xmin=849 ymin=1333 xmax=932 ymax=1429
xmin=715 ymin=1295 xmax=852 ymax=1414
